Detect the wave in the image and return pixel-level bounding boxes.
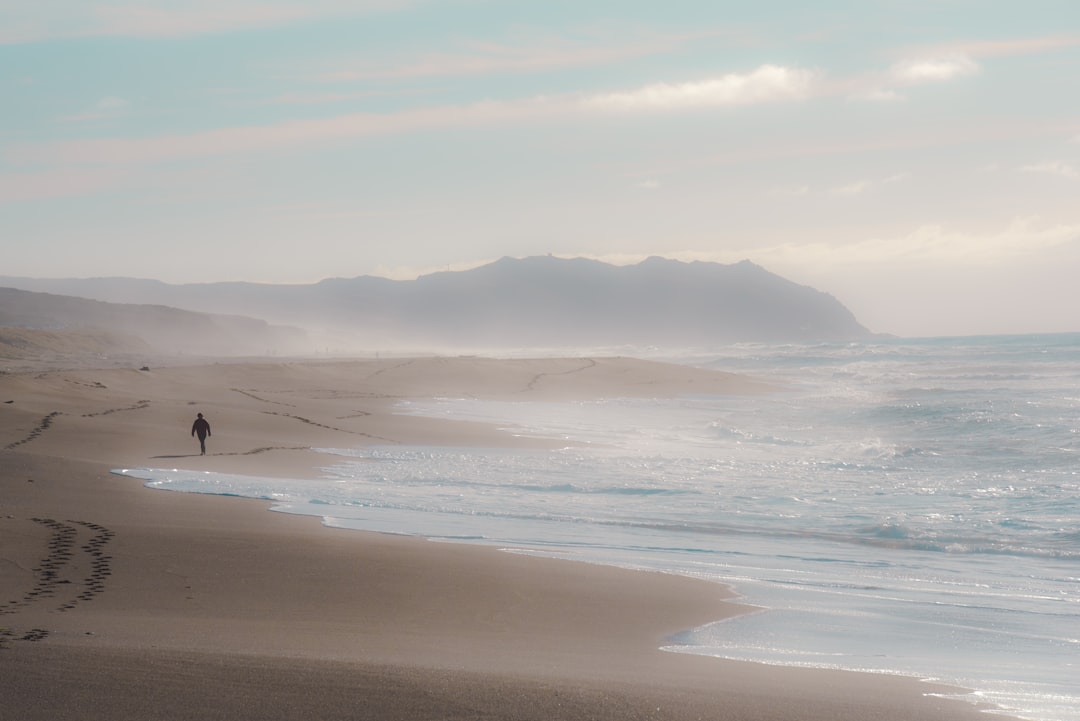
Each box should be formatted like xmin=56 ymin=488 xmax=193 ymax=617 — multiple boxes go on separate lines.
xmin=322 ymin=467 xmax=703 ymax=498
xmin=853 ymin=522 xmax=1080 ymax=559
xmin=708 ymin=423 xmax=811 ymax=446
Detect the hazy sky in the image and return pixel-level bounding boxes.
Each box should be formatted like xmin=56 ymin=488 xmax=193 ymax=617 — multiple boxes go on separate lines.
xmin=2 ymin=1 xmax=1079 ymax=337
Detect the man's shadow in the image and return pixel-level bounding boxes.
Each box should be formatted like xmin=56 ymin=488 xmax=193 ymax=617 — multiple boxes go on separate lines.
xmin=151 ymin=454 xmax=210 ymax=459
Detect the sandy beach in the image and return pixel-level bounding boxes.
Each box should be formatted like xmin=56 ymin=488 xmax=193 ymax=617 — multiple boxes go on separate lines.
xmin=1 ymin=356 xmax=1009 ymax=720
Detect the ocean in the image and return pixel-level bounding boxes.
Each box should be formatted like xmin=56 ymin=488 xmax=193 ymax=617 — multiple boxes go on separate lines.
xmin=117 ymin=334 xmax=1080 ymax=721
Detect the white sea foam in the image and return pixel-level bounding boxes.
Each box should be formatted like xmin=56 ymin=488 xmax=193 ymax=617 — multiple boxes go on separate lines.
xmin=117 ymin=334 xmax=1080 ymax=721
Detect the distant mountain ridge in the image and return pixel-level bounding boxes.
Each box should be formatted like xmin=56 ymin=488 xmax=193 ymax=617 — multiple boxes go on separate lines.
xmin=1 ymin=256 xmax=871 ymax=350
xmin=0 ymin=286 xmax=307 ymax=358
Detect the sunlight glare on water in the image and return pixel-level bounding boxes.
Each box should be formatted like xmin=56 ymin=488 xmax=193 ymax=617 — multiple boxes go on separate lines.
xmin=120 ymin=335 xmax=1080 ymax=721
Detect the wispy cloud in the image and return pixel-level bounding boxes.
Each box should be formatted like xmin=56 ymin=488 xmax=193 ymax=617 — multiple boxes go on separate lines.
xmin=870 ymin=32 xmax=1080 ymax=94
xmin=316 ymin=34 xmax=706 ymax=82
xmin=648 ymin=217 xmax=1080 ymax=271
xmin=890 ymin=54 xmax=980 ymax=84
xmin=847 ymin=33 xmax=1079 ymax=101
xmin=61 ymin=96 xmax=131 ymax=122
xmin=923 ymin=32 xmax=1080 ymax=60
xmin=855 ymin=88 xmax=906 ymax=103
xmin=0 ymin=166 xmax=131 ymax=204
xmin=10 ymin=107 xmax=473 ymax=166
xmin=799 ymin=173 xmax=910 ymax=197
xmin=268 ymin=89 xmax=416 ymax=105
xmin=0 ymin=1 xmax=413 ymax=44
xmin=829 ymin=180 xmax=870 ymax=196
xmin=1020 ymin=161 xmax=1079 ymax=179
xmin=10 ymin=65 xmax=822 ymax=168
xmin=843 ymin=49 xmax=982 ymax=102
xmin=585 ymin=65 xmax=819 ymax=111
xmin=808 ymin=218 xmax=1080 ymax=267
xmin=770 ymin=184 xmax=810 ymax=197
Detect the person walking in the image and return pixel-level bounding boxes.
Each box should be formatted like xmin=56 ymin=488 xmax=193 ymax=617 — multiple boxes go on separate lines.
xmin=191 ymin=412 xmax=211 ymax=455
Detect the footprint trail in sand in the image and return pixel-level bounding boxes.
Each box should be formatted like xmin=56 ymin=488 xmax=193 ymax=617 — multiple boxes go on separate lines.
xmin=1 ymin=518 xmax=114 ymax=646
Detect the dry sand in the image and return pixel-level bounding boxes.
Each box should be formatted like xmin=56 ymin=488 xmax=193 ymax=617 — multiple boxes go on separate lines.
xmin=0 ymin=356 xmax=1010 ymax=720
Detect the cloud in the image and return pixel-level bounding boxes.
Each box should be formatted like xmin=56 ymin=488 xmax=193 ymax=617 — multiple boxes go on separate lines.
xmin=770 ymin=184 xmax=810 ymax=197
xmin=845 ymin=33 xmax=1075 ymax=102
xmin=0 ymin=166 xmax=131 ymax=204
xmin=743 ymin=218 xmax=1080 ymax=269
xmin=8 ymin=99 xmax=554 ymax=166
xmin=930 ymin=33 xmax=1080 ymax=59
xmin=0 ymin=1 xmax=413 ymax=44
xmin=823 ymin=173 xmax=908 ymax=197
xmin=88 ymin=3 xmax=309 ymax=37
xmin=829 ymin=180 xmax=869 ymax=196
xmin=890 ymin=54 xmax=980 ymax=84
xmin=842 ymin=51 xmax=981 ymax=103
xmin=879 ymin=32 xmax=1079 ymax=85
xmin=584 ymin=65 xmax=819 ymax=111
xmin=1020 ymin=161 xmax=1079 ymax=179
xmin=269 ymin=90 xmax=411 ymax=105
xmin=62 ymin=96 xmax=131 ymax=121
xmin=855 ymin=88 xmax=905 ymax=102
xmin=10 ymin=66 xmax=822 ymax=169
xmin=317 ymin=34 xmax=699 ymax=82
xmin=571 ymin=219 xmax=1080 ymax=289
xmin=575 ymin=220 xmax=1076 ymax=287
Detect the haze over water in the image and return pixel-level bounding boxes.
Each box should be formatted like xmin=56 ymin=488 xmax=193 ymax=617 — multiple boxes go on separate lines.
xmin=121 ymin=334 xmax=1080 ymax=721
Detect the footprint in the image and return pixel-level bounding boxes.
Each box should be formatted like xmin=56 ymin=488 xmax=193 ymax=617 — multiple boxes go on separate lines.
xmin=0 ymin=517 xmax=118 ymax=645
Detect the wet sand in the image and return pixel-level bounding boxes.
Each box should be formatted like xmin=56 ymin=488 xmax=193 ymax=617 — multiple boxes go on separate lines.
xmin=0 ymin=357 xmax=1008 ymax=720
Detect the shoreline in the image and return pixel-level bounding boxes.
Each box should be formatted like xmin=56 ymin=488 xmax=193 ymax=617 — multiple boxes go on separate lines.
xmin=1 ymin=357 xmax=1013 ymax=720
xmin=133 ymin=462 xmax=1013 ymax=714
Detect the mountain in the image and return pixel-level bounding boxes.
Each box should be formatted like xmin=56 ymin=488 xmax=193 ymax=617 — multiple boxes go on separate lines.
xmin=1 ymin=256 xmax=871 ymax=350
xmin=0 ymin=287 xmax=308 ymax=358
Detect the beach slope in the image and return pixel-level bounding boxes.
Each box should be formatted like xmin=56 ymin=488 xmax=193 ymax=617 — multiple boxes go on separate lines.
xmin=1 ymin=357 xmax=1006 ymax=720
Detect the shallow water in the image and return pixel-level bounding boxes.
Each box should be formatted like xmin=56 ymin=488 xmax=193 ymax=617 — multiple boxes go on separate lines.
xmin=118 ymin=334 xmax=1080 ymax=721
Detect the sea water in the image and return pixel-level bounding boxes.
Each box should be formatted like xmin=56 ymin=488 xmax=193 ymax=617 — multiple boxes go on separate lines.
xmin=116 ymin=334 xmax=1080 ymax=721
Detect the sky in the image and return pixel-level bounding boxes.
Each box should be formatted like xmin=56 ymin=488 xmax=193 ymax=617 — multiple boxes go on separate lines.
xmin=2 ymin=1 xmax=1079 ymax=338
